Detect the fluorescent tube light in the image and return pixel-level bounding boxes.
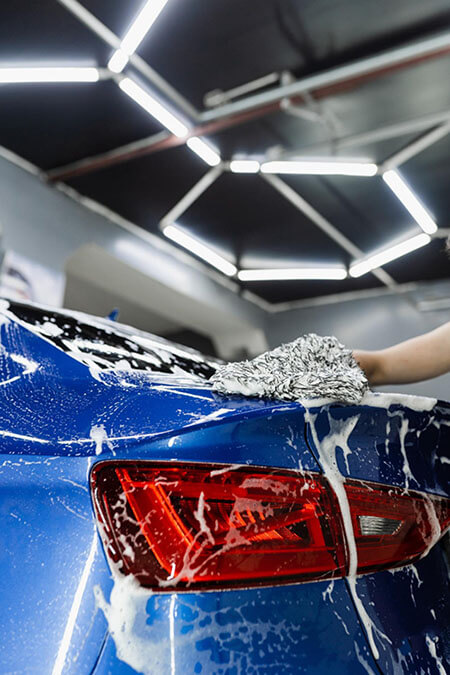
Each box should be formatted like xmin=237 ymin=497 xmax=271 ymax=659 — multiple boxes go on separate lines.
xmin=238 ymin=267 xmax=348 ymax=281
xmin=119 ymin=77 xmax=188 ymax=137
xmin=382 ymin=170 xmax=438 ymax=234
xmin=108 ymin=50 xmax=129 ymax=74
xmin=186 ymin=137 xmax=221 ymax=166
xmin=163 ymin=224 xmax=236 ymax=276
xmin=260 ymin=160 xmax=377 ymax=176
xmin=0 ymin=67 xmax=99 ymax=83
xmin=108 ymin=0 xmax=169 ymax=73
xmin=229 ymin=160 xmax=260 ymax=173
xmin=349 ymin=233 xmax=431 ymax=278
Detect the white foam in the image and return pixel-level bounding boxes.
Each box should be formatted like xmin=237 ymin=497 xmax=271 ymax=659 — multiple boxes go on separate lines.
xmin=396 ymin=416 xmax=415 ymax=489
xmin=90 ymin=424 xmax=114 ymax=456
xmin=39 ymin=321 xmax=63 ymax=337
xmin=209 ymin=464 xmax=245 ymax=477
xmin=305 ymin=409 xmax=393 ymax=661
xmin=361 ymin=392 xmax=437 ymax=412
xmin=94 ymin=577 xmax=166 ymax=675
xmin=354 ymin=641 xmax=376 ymax=675
xmin=425 ymin=635 xmax=446 ymax=675
xmin=299 ymin=391 xmax=437 ymax=413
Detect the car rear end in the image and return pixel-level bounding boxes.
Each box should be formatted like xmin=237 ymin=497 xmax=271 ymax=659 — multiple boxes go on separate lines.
xmin=0 ymin=299 xmax=448 ymax=674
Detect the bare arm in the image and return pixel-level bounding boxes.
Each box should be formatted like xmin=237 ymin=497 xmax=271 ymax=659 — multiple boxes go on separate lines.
xmin=353 ymin=322 xmax=450 ymax=386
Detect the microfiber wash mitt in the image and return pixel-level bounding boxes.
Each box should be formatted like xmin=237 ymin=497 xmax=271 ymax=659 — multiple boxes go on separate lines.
xmin=210 ymin=333 xmax=369 ymax=404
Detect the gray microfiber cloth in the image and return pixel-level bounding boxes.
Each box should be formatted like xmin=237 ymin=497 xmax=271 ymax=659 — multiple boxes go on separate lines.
xmin=210 ymin=333 xmax=369 ymax=404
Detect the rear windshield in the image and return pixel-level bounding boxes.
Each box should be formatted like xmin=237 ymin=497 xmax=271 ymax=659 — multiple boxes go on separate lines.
xmin=7 ymin=301 xmax=216 ymax=380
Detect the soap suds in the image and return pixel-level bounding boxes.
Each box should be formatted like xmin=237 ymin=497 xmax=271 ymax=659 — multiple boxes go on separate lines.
xmin=39 ymin=321 xmax=63 ymax=337
xmin=361 ymin=392 xmax=437 ymax=412
xmin=305 ymin=409 xmax=392 ymax=661
xmin=425 ymin=635 xmax=446 ymax=675
xmin=90 ymin=424 xmax=114 ymax=456
xmin=94 ymin=577 xmax=165 ymax=675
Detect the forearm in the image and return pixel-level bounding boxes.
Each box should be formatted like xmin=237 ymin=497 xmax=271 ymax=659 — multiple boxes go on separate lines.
xmin=353 ymin=323 xmax=450 ymax=387
xmin=353 ymin=350 xmax=386 ymax=386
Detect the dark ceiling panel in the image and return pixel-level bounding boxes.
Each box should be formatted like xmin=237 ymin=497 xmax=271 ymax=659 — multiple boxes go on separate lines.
xmin=136 ymin=0 xmax=304 ymax=107
xmin=180 ymin=173 xmax=350 ymax=264
xmin=68 ymin=145 xmax=206 ymax=228
xmin=319 ymin=175 xmax=420 ymax=252
xmin=81 ymin=1 xmax=144 ymax=41
xmin=0 ymin=80 xmax=162 ymax=170
xmin=281 ymin=0 xmax=450 ymax=65
xmin=0 ymin=0 xmax=106 ymax=63
xmin=383 ymin=238 xmax=449 ymax=283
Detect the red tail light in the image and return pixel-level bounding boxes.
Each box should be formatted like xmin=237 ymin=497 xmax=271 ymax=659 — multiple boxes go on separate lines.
xmin=91 ymin=462 xmax=450 ymax=591
xmin=346 ymin=480 xmax=450 ymax=574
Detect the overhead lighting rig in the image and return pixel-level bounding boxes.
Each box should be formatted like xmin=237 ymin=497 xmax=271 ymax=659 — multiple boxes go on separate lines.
xmin=6 ymin=0 xmax=444 ymax=295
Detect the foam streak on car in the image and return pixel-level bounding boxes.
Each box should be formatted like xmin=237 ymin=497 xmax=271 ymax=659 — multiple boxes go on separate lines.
xmin=0 ymin=299 xmax=448 ymax=674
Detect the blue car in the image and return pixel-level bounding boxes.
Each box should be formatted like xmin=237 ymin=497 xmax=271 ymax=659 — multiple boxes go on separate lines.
xmin=0 ymin=299 xmax=448 ymax=674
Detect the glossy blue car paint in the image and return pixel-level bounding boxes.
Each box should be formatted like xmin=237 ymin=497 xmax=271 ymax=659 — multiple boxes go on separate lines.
xmin=305 ymin=402 xmax=450 ymax=671
xmin=0 ymin=301 xmax=448 ymax=674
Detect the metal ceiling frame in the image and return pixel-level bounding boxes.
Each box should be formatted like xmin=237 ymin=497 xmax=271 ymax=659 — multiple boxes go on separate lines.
xmin=198 ymin=31 xmax=450 ymax=123
xmin=47 ymin=0 xmax=450 ymax=179
xmin=46 ymin=105 xmax=450 ymax=183
xmin=2 ymin=138 xmax=447 ymax=315
xmin=6 ymin=0 xmax=450 ymax=305
xmin=152 ymin=111 xmax=448 ymax=287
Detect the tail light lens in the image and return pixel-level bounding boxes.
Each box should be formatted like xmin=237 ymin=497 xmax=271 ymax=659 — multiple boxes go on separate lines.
xmin=346 ymin=480 xmax=450 ymax=574
xmin=91 ymin=462 xmax=450 ymax=591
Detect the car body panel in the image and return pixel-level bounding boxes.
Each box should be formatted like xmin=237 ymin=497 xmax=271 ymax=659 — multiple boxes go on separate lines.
xmin=304 ymin=401 xmax=450 ymax=672
xmin=0 ymin=455 xmax=110 ymax=674
xmin=0 ymin=300 xmax=448 ymax=674
xmin=92 ymin=580 xmax=378 ymax=675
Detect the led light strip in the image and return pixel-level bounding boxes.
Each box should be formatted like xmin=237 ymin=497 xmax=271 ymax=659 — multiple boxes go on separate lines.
xmin=238 ymin=267 xmax=348 ymax=281
xmin=108 ymin=0 xmax=170 ymax=74
xmin=119 ymin=77 xmax=188 ymax=137
xmin=0 ymin=67 xmax=100 ymax=83
xmin=163 ymin=224 xmax=237 ymax=276
xmin=118 ymin=78 xmax=222 ymax=166
xmin=186 ymin=137 xmax=221 ymax=166
xmin=230 ymin=159 xmax=260 ymax=174
xmin=260 ymin=160 xmax=378 ymax=176
xmin=350 ymin=232 xmax=431 ymax=278
xmin=382 ymin=170 xmax=438 ymax=234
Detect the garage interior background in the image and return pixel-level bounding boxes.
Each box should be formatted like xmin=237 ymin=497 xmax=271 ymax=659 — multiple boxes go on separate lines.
xmin=0 ymin=0 xmax=449 ymax=399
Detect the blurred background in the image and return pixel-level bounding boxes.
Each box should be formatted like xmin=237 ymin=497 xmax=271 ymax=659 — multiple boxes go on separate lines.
xmin=0 ymin=0 xmax=449 ymax=396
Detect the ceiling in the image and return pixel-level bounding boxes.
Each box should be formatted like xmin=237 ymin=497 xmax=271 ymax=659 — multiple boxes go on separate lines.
xmin=1 ymin=0 xmax=449 ymax=305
